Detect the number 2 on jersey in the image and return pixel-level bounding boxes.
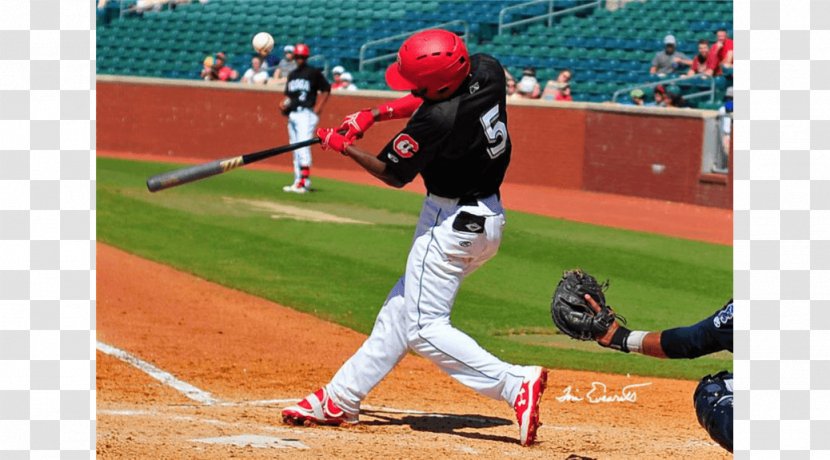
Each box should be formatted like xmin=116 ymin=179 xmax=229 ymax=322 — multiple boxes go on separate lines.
xmin=479 ymin=104 xmax=507 ymax=159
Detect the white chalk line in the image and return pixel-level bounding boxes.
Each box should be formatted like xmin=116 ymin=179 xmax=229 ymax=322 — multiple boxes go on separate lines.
xmin=99 ymin=408 xmax=299 ymax=434
xmin=97 ymin=341 xmax=219 ymax=405
xmin=99 ymin=341 xmax=512 ymax=426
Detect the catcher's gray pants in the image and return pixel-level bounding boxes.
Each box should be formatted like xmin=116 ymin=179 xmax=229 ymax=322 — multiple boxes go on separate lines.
xmin=326 ymin=194 xmax=530 ymax=415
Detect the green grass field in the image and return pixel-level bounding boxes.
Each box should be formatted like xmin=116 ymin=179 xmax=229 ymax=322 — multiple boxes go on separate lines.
xmin=98 ymin=157 xmax=732 ymax=380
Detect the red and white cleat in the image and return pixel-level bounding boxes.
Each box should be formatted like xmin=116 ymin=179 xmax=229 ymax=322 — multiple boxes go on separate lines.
xmin=281 ymin=388 xmax=358 ymax=426
xmin=514 ymin=366 xmax=548 ymax=446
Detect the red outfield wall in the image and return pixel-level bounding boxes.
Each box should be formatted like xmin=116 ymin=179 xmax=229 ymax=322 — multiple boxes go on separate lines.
xmin=97 ymin=77 xmax=730 ymax=208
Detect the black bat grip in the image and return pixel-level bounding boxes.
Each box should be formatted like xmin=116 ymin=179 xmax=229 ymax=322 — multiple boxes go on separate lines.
xmin=146 ymin=157 xmax=240 ymax=192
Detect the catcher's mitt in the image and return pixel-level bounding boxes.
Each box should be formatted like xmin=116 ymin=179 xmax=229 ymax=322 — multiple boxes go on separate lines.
xmin=550 ymin=269 xmax=618 ymax=341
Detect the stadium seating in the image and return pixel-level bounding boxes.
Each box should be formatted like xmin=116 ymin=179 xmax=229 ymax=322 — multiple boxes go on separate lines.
xmin=97 ymin=0 xmax=732 ymax=106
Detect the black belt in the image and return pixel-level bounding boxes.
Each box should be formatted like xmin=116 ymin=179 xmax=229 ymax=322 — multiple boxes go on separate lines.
xmin=432 ymin=191 xmax=501 ymax=206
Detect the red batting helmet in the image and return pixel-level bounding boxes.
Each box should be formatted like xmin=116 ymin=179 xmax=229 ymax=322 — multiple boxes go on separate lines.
xmin=294 ymin=43 xmax=310 ymax=57
xmin=385 ymin=29 xmax=470 ymax=100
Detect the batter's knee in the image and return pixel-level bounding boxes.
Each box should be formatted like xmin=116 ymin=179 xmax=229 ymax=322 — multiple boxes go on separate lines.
xmin=693 ymin=371 xmax=734 ymax=452
xmin=406 ymin=318 xmax=447 ymax=348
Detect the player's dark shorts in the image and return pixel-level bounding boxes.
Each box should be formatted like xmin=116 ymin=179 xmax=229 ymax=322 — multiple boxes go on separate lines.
xmin=693 ymin=370 xmax=733 ymax=452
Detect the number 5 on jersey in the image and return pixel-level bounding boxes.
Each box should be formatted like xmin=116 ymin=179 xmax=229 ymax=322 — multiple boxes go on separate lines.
xmin=479 ymin=104 xmax=507 ymax=159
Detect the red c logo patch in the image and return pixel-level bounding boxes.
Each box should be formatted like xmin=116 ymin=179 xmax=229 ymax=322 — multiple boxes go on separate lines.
xmin=393 ymin=134 xmax=419 ymax=158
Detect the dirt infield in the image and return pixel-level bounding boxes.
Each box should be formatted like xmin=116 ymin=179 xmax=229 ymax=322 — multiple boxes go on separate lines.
xmin=97 ymin=243 xmax=729 ymax=459
xmin=100 ymin=151 xmax=732 ymax=246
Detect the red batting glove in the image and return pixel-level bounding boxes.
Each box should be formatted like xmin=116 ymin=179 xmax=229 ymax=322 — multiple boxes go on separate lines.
xmin=316 ymin=128 xmax=351 ymax=154
xmin=338 ymin=109 xmax=375 ymax=141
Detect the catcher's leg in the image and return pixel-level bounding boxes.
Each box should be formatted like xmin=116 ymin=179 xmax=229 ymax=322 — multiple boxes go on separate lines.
xmin=694 ymin=371 xmax=734 ymax=452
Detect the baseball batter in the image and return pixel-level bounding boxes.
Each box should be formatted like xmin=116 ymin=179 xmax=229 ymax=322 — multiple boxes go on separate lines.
xmin=281 ymin=29 xmax=548 ymax=446
xmin=281 ymin=43 xmax=330 ymax=193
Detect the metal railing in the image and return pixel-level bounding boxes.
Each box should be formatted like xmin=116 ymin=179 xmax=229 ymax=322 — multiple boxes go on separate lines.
xmin=498 ymin=0 xmax=603 ymax=35
xmin=308 ymin=55 xmax=330 ymax=76
xmin=358 ymin=20 xmax=469 ymax=72
xmin=611 ymin=74 xmax=717 ymax=103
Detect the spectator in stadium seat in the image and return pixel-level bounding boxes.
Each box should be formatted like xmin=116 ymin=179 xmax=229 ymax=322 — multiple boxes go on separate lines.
xmin=506 ymin=77 xmax=519 ymax=100
xmin=272 ymin=45 xmax=298 ymax=86
xmin=335 ymin=72 xmax=358 ymax=91
xmin=650 ymin=35 xmax=691 ymax=77
xmin=554 ymin=83 xmax=573 ymax=102
xmin=97 ymin=0 xmax=117 ymax=25
xmin=628 ymin=88 xmax=646 ymax=106
xmin=241 ymin=56 xmax=270 ymax=85
xmin=653 ymin=84 xmax=668 ymax=107
xmin=330 ymin=66 xmax=349 ymax=91
xmin=200 ymin=52 xmax=238 ymax=81
xmin=541 ymin=69 xmax=573 ymax=101
xmin=516 ymin=67 xmax=541 ymax=99
xmin=255 ymin=46 xmax=279 ymax=74
xmin=664 ymin=85 xmax=688 ymax=108
xmin=127 ymin=0 xmax=203 ymax=16
xmin=687 ymin=40 xmax=719 ymax=77
xmin=503 ymin=68 xmax=517 ymax=97
xmin=708 ymin=29 xmax=734 ymax=73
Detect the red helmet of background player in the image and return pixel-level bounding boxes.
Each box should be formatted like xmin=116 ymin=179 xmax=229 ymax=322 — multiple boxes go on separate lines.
xmin=294 ymin=43 xmax=310 ymax=57
xmin=385 ymin=29 xmax=470 ymax=100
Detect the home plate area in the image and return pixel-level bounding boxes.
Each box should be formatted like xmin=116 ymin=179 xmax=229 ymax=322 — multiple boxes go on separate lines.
xmin=192 ymin=434 xmax=309 ymax=449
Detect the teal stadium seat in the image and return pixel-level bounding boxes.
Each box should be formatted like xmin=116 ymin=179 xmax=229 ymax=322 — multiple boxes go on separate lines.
xmin=96 ymin=0 xmax=732 ymax=105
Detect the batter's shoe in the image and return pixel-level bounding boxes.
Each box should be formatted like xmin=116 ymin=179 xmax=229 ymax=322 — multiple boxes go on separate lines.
xmin=281 ymin=388 xmax=358 ymax=426
xmin=282 ymin=182 xmax=308 ymax=194
xmin=514 ymin=366 xmax=548 ymax=446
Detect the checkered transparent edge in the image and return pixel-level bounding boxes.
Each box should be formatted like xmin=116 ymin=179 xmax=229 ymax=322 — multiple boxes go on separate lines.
xmin=733 ymin=0 xmax=830 ymax=457
xmin=0 ymin=0 xmax=96 ymax=458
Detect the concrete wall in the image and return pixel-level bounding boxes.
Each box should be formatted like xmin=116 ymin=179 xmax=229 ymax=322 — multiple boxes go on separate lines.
xmin=97 ymin=76 xmax=730 ymax=208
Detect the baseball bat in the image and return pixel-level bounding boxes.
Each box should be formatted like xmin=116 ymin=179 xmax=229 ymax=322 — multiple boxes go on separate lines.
xmin=146 ymin=137 xmax=322 ymax=192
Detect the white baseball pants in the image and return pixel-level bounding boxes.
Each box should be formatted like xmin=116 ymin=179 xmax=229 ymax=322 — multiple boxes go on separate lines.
xmin=287 ymin=109 xmax=318 ymax=183
xmin=326 ymin=194 xmax=531 ymax=415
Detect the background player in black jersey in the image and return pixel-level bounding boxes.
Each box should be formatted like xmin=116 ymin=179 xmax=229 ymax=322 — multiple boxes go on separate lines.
xmin=585 ymin=294 xmax=734 ymax=452
xmin=281 ymin=29 xmax=548 ymax=447
xmin=280 ymin=43 xmax=330 ymax=193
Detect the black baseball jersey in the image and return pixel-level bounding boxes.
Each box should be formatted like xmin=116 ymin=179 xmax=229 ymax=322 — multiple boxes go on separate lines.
xmin=661 ymin=299 xmax=733 ymax=359
xmin=378 ymin=54 xmax=511 ymax=198
xmin=285 ymin=64 xmax=331 ymax=111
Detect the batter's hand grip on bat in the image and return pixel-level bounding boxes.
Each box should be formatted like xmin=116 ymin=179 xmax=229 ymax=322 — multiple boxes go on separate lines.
xmin=146 ymin=156 xmax=243 ymax=192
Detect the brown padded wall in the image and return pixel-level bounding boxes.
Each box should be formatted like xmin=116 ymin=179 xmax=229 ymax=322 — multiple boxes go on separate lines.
xmin=97 ymin=80 xmax=729 ymax=208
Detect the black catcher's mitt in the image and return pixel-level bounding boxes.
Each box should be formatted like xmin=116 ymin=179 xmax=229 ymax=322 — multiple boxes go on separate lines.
xmin=550 ymin=269 xmax=617 ymax=341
